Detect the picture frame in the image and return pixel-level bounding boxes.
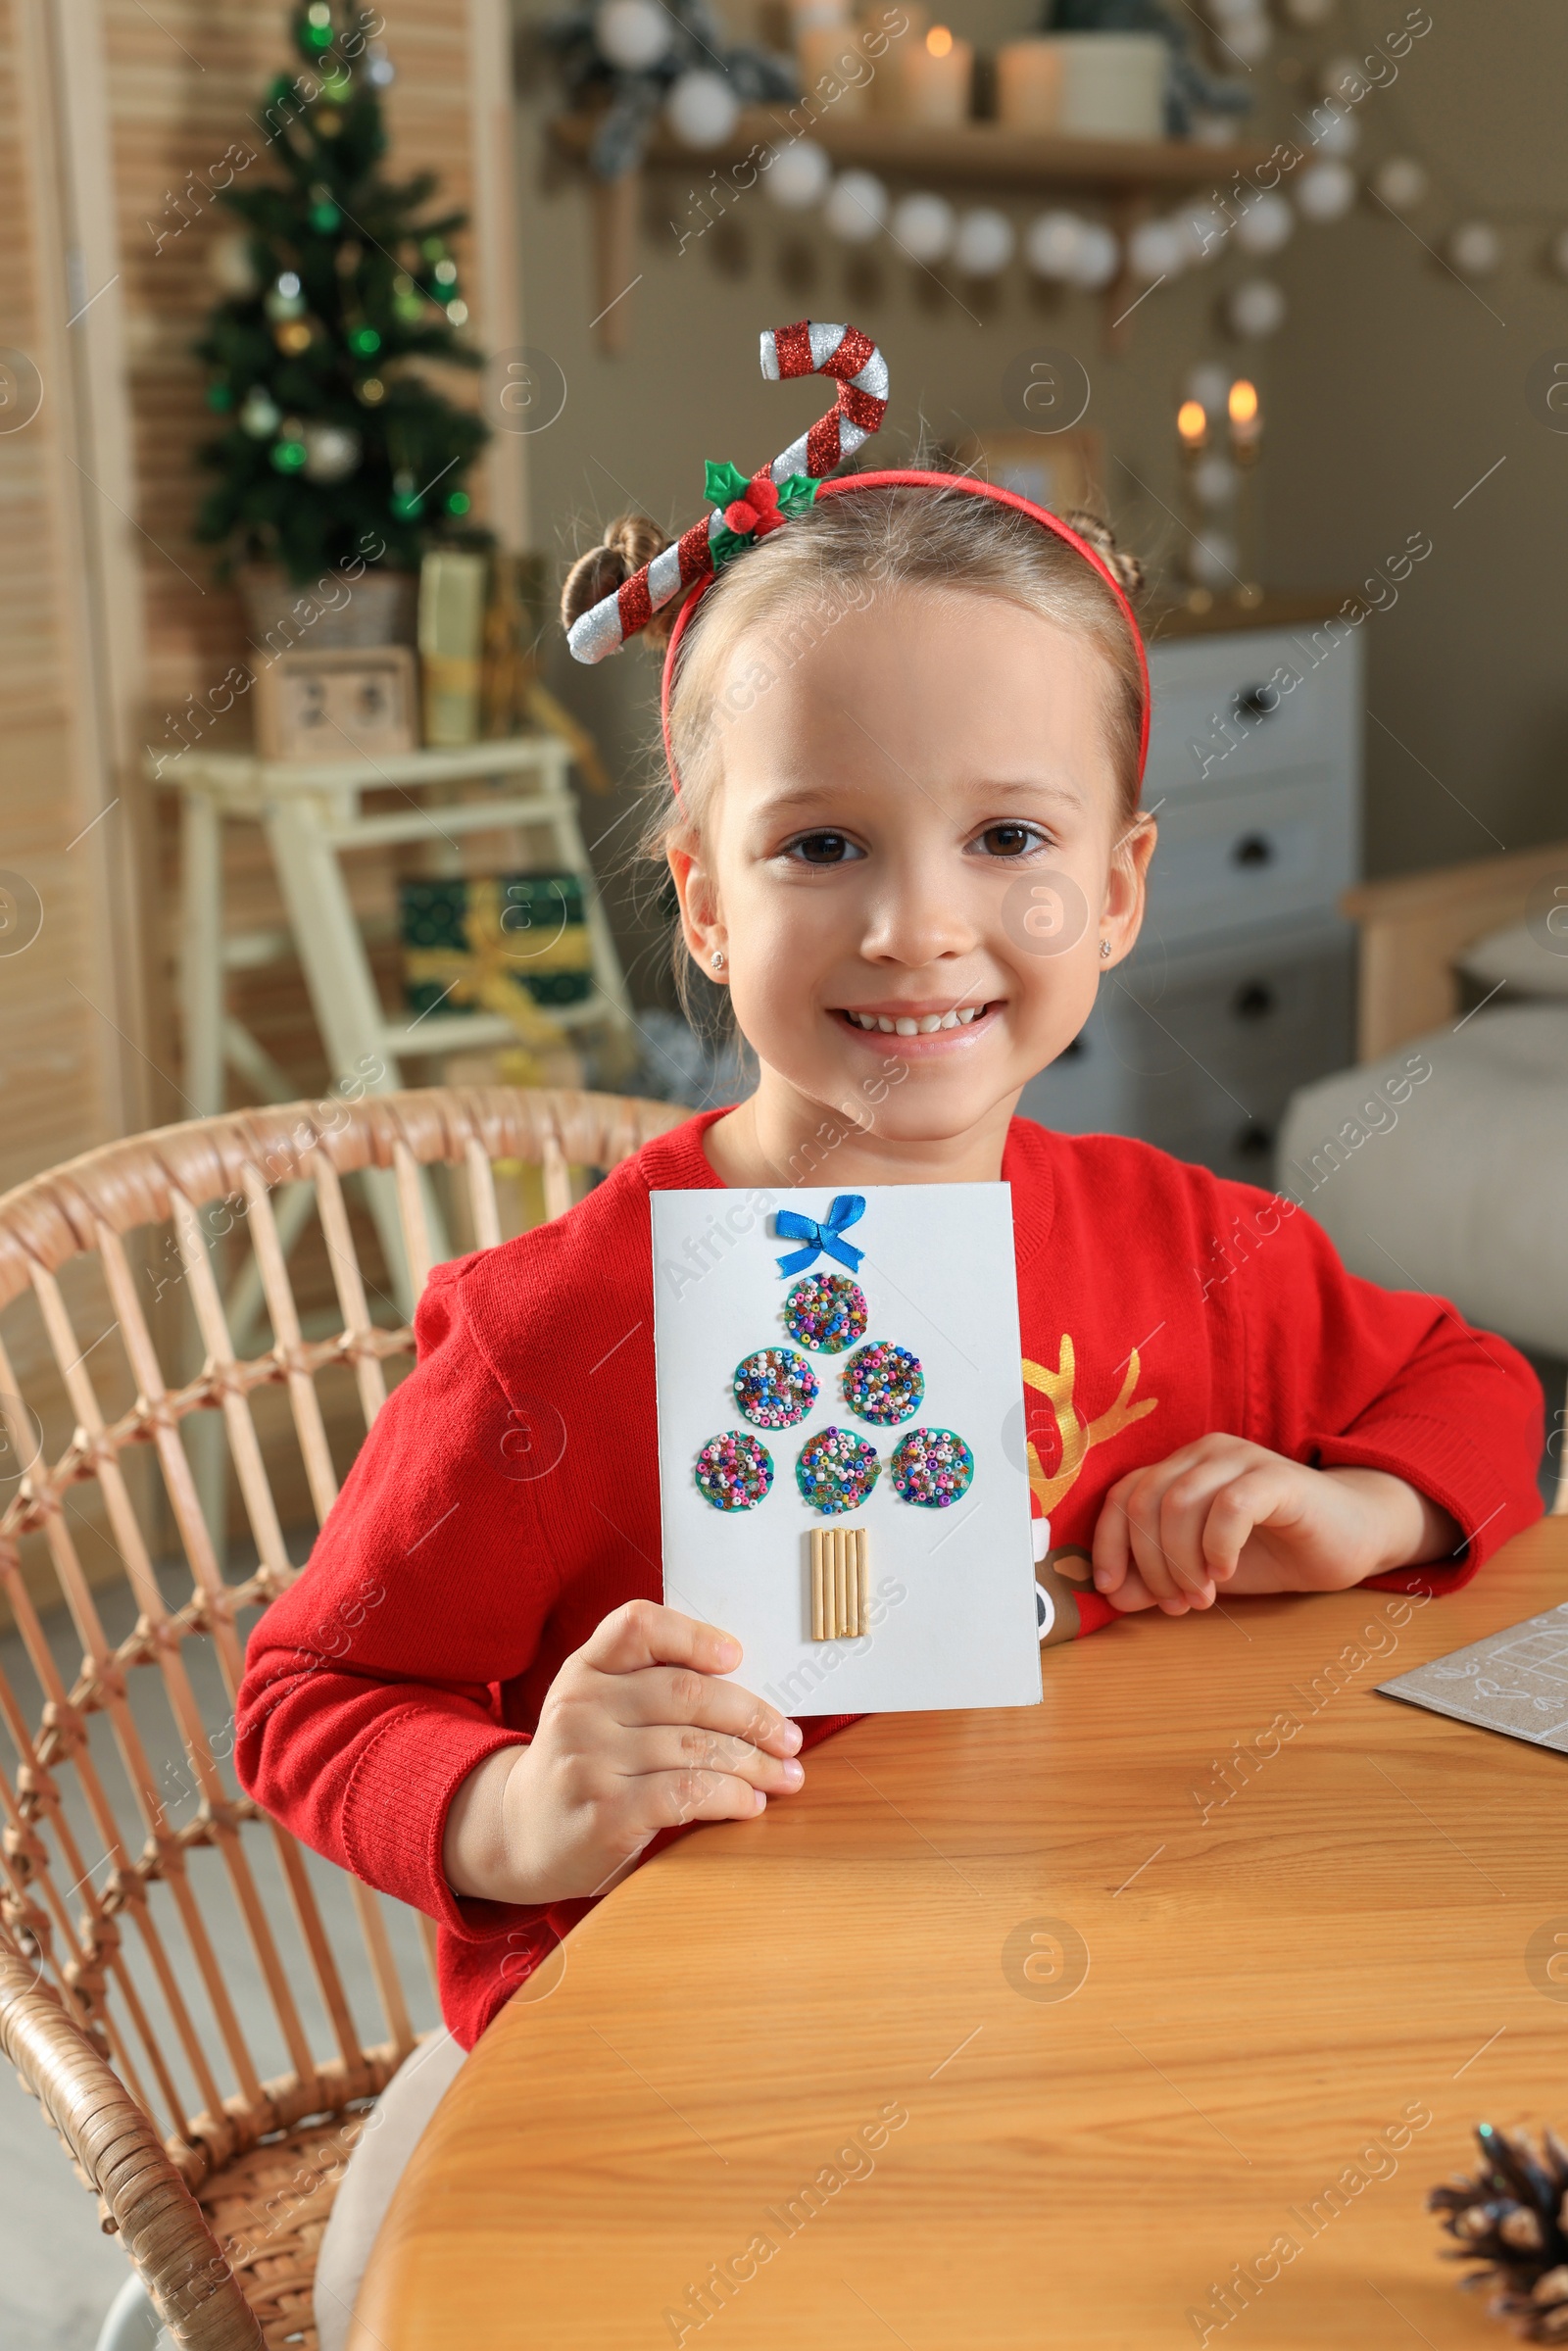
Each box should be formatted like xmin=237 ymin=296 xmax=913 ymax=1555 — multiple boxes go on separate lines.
xmin=955 ymin=427 xmax=1106 ymax=521
xmin=252 ymin=644 xmax=418 ymax=761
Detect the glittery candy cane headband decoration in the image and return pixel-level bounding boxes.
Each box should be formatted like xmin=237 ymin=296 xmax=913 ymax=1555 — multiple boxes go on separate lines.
xmin=565 ymin=319 xmax=889 ymax=665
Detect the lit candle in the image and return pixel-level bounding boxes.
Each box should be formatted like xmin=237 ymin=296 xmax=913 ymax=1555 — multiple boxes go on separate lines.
xmin=898 ymin=24 xmax=974 ymax=126
xmin=1177 ymin=398 xmax=1208 ymax=453
xmin=997 ymin=38 xmax=1064 ymax=133
xmin=1228 ymin=377 xmax=1261 ymax=456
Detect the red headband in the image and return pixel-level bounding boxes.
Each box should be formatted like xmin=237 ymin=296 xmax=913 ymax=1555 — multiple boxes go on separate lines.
xmin=660 ymin=468 xmax=1152 ymax=801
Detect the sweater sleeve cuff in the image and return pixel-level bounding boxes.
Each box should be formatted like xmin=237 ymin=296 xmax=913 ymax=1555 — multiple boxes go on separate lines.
xmin=341 ymin=1704 xmax=547 ymax=1942
xmin=1304 ymin=1409 xmax=1530 ymax=1590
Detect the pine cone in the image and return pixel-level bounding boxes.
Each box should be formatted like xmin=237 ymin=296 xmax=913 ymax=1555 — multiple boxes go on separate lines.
xmin=1431 ymin=2126 xmax=1568 ymax=2339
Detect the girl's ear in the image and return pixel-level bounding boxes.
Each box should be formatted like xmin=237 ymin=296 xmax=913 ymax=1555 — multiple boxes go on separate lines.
xmin=1098 ymin=812 xmax=1157 ymax=970
xmin=667 ymin=841 xmax=726 ymax=980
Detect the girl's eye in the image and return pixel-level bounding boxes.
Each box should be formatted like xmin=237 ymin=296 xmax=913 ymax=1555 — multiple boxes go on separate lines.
xmin=973 ymin=822 xmax=1048 ymax=859
xmin=785 ymin=830 xmax=862 ymax=865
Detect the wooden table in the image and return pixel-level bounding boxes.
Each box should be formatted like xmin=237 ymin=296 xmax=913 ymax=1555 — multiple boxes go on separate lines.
xmin=355 ymin=1519 xmax=1568 ymax=2351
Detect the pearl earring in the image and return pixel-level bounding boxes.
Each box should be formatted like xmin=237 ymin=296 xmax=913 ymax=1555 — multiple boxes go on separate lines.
xmin=710 ymin=948 xmax=726 ymax=972
xmin=1099 ymin=939 xmax=1112 ymax=959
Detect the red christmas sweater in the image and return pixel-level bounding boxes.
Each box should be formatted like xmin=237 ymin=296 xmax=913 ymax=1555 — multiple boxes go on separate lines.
xmin=236 ymin=1109 xmax=1542 ymax=2049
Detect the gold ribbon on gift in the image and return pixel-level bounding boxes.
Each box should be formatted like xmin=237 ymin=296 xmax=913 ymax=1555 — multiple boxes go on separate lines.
xmin=404 ymin=875 xmax=585 ymax=1062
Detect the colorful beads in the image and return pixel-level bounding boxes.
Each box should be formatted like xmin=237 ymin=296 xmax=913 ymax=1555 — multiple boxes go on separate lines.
xmin=842 ymin=1341 xmax=924 ymax=1426
xmin=795 ymin=1426 xmax=880 ymax=1515
xmin=783 ymin=1273 xmax=867 ymax=1354
xmin=891 ymin=1428 xmax=974 ymax=1508
xmin=694 ymin=1431 xmax=774 ymax=1512
xmin=733 ymin=1347 xmax=818 ymax=1430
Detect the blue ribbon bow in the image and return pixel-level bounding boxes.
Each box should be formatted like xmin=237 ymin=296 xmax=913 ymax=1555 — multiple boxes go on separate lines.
xmin=775 ymin=1194 xmax=866 ymax=1276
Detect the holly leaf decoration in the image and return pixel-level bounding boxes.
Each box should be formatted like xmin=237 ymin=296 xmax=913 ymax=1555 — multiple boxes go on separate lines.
xmin=709 ymin=523 xmax=754 ymax=570
xmin=704 ymin=459 xmax=753 ymax=508
xmin=774 ymin=472 xmax=820 ymax=516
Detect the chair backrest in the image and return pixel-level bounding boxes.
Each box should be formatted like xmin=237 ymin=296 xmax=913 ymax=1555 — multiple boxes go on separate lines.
xmin=0 ymin=1086 xmax=683 ymax=2187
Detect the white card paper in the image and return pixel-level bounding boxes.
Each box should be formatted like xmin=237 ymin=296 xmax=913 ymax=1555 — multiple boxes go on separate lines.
xmin=1379 ymin=1601 xmax=1568 ymax=1753
xmin=650 ymin=1184 xmax=1041 ymax=1715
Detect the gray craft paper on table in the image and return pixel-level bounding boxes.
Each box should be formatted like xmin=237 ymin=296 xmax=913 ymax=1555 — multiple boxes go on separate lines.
xmin=650 ymin=1183 xmax=1041 ymax=1716
xmin=1379 ymin=1600 xmax=1568 ymax=1751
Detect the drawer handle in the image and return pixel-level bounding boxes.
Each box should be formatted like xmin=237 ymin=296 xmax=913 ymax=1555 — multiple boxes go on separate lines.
xmin=1231 ymin=832 xmax=1275 ymax=869
xmin=1233 ymin=681 xmax=1283 ymax=724
xmin=1233 ymin=981 xmax=1276 ymax=1020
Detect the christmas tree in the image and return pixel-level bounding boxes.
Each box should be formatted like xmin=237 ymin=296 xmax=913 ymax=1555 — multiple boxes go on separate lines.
xmin=194 ymin=0 xmax=490 ymax=583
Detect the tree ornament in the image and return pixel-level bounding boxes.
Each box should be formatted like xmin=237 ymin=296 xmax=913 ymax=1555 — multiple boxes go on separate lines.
xmin=764 ymin=138 xmax=831 ymax=211
xmin=446 ymin=299 xmax=469 ymax=326
xmin=1430 ymin=2123 xmax=1568 ymax=2341
xmin=1185 ymin=361 xmax=1233 ymax=416
xmin=446 ymin=489 xmax=471 ymax=516
xmin=239 ymin=388 xmax=281 ymax=438
xmin=1447 ymin=220 xmax=1501 ymax=277
xmin=953 ymin=207 xmax=1014 ymax=278
xmin=665 ymin=68 xmax=740 ymax=149
xmin=891 ymin=191 xmax=956 ymax=265
xmin=1226 ymin=277 xmax=1287 ymax=338
xmin=594 ymin=0 xmax=670 ymax=71
xmin=270 ymin=422 xmax=309 ymax=474
xmin=1223 ymin=9 xmax=1272 ymax=64
xmin=309 ymin=185 xmax=343 ymax=231
xmin=1310 ymin=103 xmax=1358 ymax=158
xmin=1127 ymin=217 xmax=1186 ymax=281
xmin=1236 ymin=188 xmax=1295 ymax=256
xmin=263 ymin=270 xmax=306 ymax=320
xmin=1193 ymin=453 xmax=1240 ymax=508
xmin=1372 ymin=155 xmax=1429 ymax=212
xmin=1186 ymin=528 xmax=1240 ymax=589
xmin=365 ymin=41 xmax=395 ymax=87
xmin=1319 ymin=52 xmax=1366 ymax=102
xmin=302 ymin=421 xmax=363 ymax=481
xmin=1066 ymin=221 xmax=1120 ymax=289
xmin=1178 ymin=204 xmax=1229 ymax=266
xmin=208 ymin=230 xmax=260 ymax=297
xmin=824 ymin=170 xmax=887 ymax=243
xmin=356 ymin=375 xmax=386 ymax=405
xmin=274 ymin=318 xmax=314 ymax=356
xmin=206 ymin=380 xmax=234 ymax=413
xmin=1295 ymin=158 xmax=1357 ymax=221
xmin=1024 ymin=210 xmax=1086 ymax=281
xmin=390 ymin=467 xmax=425 ymax=520
xmin=348 ymin=324 xmax=382 ymax=357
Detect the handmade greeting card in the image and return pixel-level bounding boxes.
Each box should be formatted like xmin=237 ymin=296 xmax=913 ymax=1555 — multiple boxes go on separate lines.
xmin=1380 ymin=1600 xmax=1568 ymax=1755
xmin=650 ymin=1185 xmax=1041 ymax=1715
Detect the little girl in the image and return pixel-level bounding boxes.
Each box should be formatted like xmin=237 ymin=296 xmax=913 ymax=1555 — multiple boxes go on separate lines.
xmin=237 ymin=322 xmax=1541 ymax=2087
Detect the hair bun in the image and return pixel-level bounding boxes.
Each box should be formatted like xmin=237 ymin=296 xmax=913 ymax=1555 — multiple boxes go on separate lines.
xmin=562 ymin=513 xmax=678 ymax=648
xmin=1061 ymin=509 xmax=1145 ymax=600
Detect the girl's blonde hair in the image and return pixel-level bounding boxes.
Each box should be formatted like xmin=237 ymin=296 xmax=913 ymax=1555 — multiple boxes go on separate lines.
xmin=561 ymin=475 xmax=1147 ymax=996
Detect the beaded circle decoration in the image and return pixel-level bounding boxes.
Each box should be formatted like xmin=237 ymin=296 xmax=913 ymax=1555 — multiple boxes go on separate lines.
xmin=733 ymin=1347 xmax=818 ymax=1431
xmin=842 ymin=1340 xmax=924 ymax=1426
xmin=795 ymin=1426 xmax=880 ymax=1515
xmin=890 ymin=1428 xmax=975 ymax=1508
xmin=783 ymin=1272 xmax=868 ymax=1355
xmin=694 ymin=1431 xmax=774 ymax=1512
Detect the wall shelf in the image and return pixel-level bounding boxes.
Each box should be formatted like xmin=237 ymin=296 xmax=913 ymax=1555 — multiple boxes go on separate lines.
xmin=552 ymin=109 xmax=1274 ymax=351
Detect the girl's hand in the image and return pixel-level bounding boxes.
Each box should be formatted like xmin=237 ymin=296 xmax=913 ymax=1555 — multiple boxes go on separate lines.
xmin=1090 ymin=1435 xmax=1459 ymax=1616
xmin=443 ymin=1600 xmax=805 ymax=1907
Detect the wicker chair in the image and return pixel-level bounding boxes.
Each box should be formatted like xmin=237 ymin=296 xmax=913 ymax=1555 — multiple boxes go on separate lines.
xmin=0 ymin=1087 xmax=683 ymax=2349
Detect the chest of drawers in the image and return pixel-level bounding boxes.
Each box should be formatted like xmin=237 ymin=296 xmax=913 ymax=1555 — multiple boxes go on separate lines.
xmin=1019 ymin=614 xmax=1363 ymax=1184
